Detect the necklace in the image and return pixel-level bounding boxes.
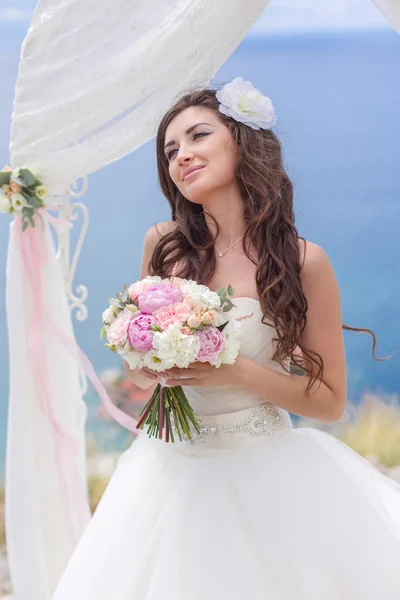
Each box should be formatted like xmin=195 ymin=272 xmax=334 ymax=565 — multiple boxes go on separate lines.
xmin=214 ymin=236 xmax=243 ymax=257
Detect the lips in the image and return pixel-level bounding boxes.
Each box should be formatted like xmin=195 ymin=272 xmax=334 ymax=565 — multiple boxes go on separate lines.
xmin=182 ymin=165 xmax=205 ymax=181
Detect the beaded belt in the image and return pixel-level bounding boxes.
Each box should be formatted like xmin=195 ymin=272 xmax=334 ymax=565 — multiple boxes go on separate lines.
xmin=169 ymin=402 xmax=284 ymax=449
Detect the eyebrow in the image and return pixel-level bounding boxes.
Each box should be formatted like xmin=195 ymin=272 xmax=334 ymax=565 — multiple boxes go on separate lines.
xmin=164 ymin=122 xmax=212 ymax=151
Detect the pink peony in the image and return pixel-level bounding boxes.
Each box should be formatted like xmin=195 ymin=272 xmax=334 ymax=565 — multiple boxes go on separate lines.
xmin=195 ymin=327 xmax=225 ymax=366
xmin=107 ymin=309 xmax=135 ymax=347
xmin=138 ymin=283 xmax=183 ymax=314
xmin=128 ymin=281 xmax=146 ymax=302
xmin=153 ymin=302 xmax=192 ymax=329
xmin=127 ymin=313 xmax=157 ymax=352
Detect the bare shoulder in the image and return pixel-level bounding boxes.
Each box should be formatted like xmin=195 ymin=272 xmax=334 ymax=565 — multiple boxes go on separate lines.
xmin=145 ymin=220 xmax=179 ymax=245
xmin=140 ymin=221 xmax=179 ymax=278
xmin=298 ymin=238 xmax=332 ymax=279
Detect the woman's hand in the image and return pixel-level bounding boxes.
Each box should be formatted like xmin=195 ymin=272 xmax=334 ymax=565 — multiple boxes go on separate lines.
xmin=140 ymin=366 xmax=168 ymax=381
xmin=159 ymin=357 xmax=246 ymax=388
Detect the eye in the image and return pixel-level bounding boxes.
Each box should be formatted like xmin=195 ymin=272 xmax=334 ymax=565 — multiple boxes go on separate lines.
xmin=166 ymin=131 xmax=210 ymax=161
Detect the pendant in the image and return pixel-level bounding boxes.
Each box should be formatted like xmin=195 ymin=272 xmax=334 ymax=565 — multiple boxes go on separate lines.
xmin=217 ymin=250 xmax=223 ymax=257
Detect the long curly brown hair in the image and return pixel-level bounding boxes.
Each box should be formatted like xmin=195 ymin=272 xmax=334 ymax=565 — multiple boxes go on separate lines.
xmin=149 ymin=85 xmax=393 ymax=396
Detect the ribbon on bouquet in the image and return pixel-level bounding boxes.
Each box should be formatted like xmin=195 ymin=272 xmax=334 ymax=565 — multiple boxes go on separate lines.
xmin=13 ymin=206 xmax=140 ymax=541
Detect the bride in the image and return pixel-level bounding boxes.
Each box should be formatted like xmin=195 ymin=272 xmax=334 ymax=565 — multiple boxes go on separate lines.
xmin=52 ymin=77 xmax=400 ymax=599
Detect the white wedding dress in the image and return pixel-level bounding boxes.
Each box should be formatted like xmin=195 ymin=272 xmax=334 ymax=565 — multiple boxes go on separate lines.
xmin=52 ymin=297 xmax=400 ymax=599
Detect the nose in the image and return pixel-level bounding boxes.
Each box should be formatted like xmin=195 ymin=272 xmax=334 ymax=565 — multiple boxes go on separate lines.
xmin=176 ymin=143 xmax=194 ymax=165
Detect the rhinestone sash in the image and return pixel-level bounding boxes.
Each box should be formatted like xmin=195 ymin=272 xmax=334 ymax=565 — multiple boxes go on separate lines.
xmin=168 ymin=402 xmax=286 ymax=450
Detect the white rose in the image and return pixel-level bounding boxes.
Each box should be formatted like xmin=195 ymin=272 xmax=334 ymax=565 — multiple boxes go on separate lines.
xmin=201 ymin=310 xmax=217 ymax=325
xmin=102 ymin=306 xmax=117 ymax=326
xmin=34 ymin=185 xmax=48 ymax=200
xmin=0 ymin=194 xmax=11 ymax=214
xmin=187 ymin=313 xmax=202 ymax=328
xmin=216 ymin=77 xmax=277 ymax=131
xmin=11 ymin=193 xmax=29 ymax=214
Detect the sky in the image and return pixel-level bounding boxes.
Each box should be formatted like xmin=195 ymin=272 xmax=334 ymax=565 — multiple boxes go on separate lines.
xmin=0 ymin=0 xmax=391 ymax=34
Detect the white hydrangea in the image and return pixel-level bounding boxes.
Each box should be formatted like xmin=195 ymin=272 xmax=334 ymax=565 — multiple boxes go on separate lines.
xmin=179 ymin=279 xmax=222 ymax=311
xmin=216 ymin=77 xmax=277 ymax=131
xmin=216 ymin=319 xmax=242 ymax=367
xmin=151 ymin=321 xmax=201 ymax=369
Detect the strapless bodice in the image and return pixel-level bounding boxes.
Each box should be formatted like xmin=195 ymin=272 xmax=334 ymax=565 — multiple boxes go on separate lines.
xmin=183 ymin=297 xmax=293 ymax=429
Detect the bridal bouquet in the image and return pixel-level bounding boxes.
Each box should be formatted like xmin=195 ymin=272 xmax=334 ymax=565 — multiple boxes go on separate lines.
xmin=101 ymin=276 xmax=241 ymax=442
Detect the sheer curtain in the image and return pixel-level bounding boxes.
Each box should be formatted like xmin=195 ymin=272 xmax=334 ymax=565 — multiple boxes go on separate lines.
xmin=371 ymin=0 xmax=400 ymax=33
xmin=5 ymin=1 xmax=271 ymax=598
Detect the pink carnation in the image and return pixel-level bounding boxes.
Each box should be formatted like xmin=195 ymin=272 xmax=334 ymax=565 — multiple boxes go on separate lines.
xmin=127 ymin=313 xmax=157 ymax=352
xmin=195 ymin=327 xmax=225 ymax=366
xmin=107 ymin=309 xmax=135 ymax=347
xmin=153 ymin=302 xmax=192 ymax=330
xmin=138 ymin=283 xmax=183 ymax=314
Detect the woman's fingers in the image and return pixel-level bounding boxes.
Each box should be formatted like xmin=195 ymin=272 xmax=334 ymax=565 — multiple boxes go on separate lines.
xmin=141 ymin=367 xmax=167 ymax=379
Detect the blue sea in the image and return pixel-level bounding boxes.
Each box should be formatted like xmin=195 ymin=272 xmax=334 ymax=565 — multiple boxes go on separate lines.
xmin=0 ymin=27 xmax=399 ymax=482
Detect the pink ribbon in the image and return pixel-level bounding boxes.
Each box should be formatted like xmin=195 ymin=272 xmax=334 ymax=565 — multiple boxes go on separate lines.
xmin=12 ymin=207 xmax=140 ymax=543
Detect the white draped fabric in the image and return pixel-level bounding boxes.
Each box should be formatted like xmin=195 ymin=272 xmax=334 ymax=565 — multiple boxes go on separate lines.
xmin=5 ymin=1 xmax=271 ymax=598
xmin=6 ymin=218 xmax=91 ymax=599
xmin=371 ymin=0 xmax=400 ymax=33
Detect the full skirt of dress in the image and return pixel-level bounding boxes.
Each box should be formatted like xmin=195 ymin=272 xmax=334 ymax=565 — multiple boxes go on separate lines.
xmin=52 ymin=419 xmax=400 ymax=599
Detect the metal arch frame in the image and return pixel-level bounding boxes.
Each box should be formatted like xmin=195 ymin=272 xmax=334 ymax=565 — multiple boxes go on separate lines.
xmin=53 ymin=174 xmax=90 ymax=394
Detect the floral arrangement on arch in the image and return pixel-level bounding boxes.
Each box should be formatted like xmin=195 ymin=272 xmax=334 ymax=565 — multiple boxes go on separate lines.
xmin=0 ymin=164 xmax=48 ymax=231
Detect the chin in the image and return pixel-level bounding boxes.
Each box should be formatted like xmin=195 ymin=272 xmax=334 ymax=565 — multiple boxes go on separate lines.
xmin=182 ymin=182 xmax=218 ymax=205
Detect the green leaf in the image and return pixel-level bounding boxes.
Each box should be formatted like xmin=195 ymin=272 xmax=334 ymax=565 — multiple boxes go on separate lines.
xmin=18 ymin=169 xmax=35 ymax=187
xmin=108 ymin=297 xmax=125 ymax=309
xmin=222 ymin=298 xmax=234 ymax=312
xmin=218 ymin=321 xmax=229 ymax=333
xmin=25 ymin=211 xmax=35 ymax=227
xmin=22 ymin=220 xmax=29 ymax=232
xmin=22 ymin=205 xmax=34 ymax=216
xmin=0 ymin=173 xmax=11 ymax=187
xmin=105 ymin=343 xmax=117 ymax=352
xmin=100 ymin=326 xmax=107 ymax=339
xmin=227 ymin=283 xmax=235 ymax=297
xmin=29 ymin=195 xmax=41 ymax=208
xmin=121 ymin=284 xmax=129 ymax=302
xmin=150 ymin=324 xmax=163 ymax=332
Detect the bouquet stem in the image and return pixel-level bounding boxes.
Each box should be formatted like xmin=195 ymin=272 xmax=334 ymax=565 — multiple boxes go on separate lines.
xmin=135 ymin=383 xmax=201 ymax=443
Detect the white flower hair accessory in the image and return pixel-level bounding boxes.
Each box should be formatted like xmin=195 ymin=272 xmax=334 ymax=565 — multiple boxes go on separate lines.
xmin=215 ymin=76 xmax=277 ymax=131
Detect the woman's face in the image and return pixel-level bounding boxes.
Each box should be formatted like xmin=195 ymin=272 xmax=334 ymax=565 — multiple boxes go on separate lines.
xmin=164 ymin=106 xmax=238 ymax=205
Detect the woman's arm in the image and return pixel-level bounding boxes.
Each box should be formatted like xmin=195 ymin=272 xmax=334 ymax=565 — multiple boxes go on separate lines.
xmin=236 ymin=241 xmax=347 ymax=424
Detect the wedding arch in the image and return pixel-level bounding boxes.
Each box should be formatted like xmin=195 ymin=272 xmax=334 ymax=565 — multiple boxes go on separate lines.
xmin=3 ymin=0 xmax=399 ymax=597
